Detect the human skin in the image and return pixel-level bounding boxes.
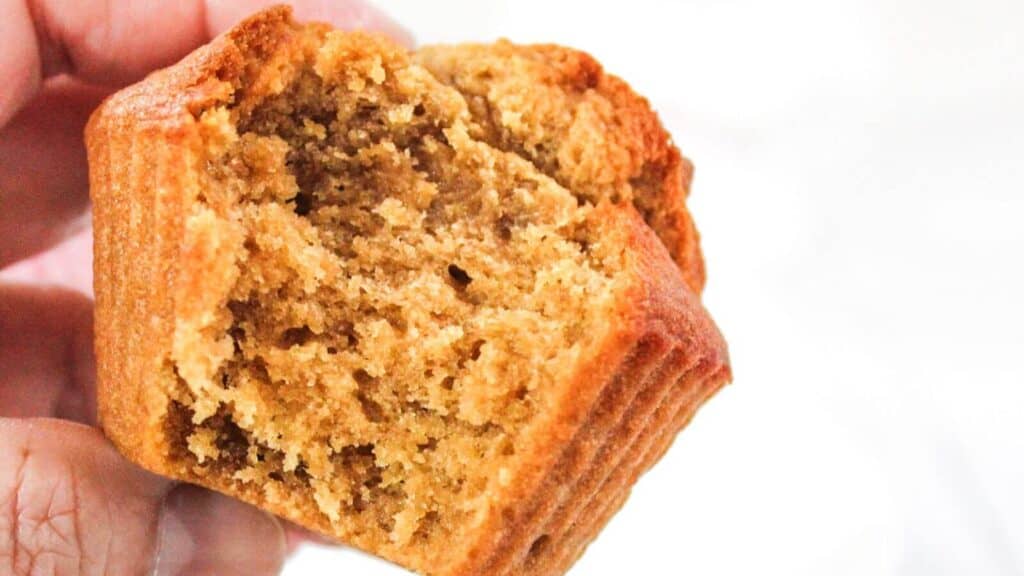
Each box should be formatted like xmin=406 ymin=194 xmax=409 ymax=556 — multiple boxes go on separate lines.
xmin=0 ymin=1 xmax=410 ymax=574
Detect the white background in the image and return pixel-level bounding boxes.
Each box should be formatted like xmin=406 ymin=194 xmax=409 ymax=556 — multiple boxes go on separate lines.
xmin=5 ymin=0 xmax=1021 ymax=574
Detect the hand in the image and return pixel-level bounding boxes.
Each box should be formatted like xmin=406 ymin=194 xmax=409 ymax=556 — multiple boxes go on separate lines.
xmin=0 ymin=2 xmax=410 ymax=574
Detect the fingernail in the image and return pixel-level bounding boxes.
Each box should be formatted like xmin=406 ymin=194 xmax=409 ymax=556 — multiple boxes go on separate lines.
xmin=155 ymin=484 xmax=287 ymax=576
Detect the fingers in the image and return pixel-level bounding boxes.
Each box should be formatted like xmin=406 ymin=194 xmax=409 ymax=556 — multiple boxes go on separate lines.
xmin=154 ymin=485 xmax=287 ymax=575
xmin=0 ymin=419 xmax=170 ymax=576
xmin=0 ymin=284 xmax=95 ymax=424
xmin=0 ymin=0 xmax=44 ymax=128
xmin=0 ymin=418 xmax=288 ymax=576
xmin=0 ymin=228 xmax=93 ymax=295
xmin=0 ymin=284 xmax=292 ymax=573
xmin=0 ymin=81 xmax=104 ymax=267
xmin=0 ymin=0 xmax=411 ymax=126
xmin=283 ymin=520 xmax=337 ymax=554
xmin=0 ymin=0 xmax=411 ymax=265
xmin=0 ymin=0 xmax=205 ymax=128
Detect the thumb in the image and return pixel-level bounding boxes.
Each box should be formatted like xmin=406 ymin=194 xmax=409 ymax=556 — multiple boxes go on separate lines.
xmin=154 ymin=485 xmax=287 ymax=576
xmin=0 ymin=418 xmax=286 ymax=576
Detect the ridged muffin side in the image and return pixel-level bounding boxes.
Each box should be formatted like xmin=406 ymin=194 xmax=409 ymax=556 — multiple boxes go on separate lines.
xmin=456 ymin=207 xmax=729 ymax=576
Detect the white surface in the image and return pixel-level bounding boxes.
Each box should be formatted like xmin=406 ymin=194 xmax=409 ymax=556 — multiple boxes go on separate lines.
xmin=284 ymin=0 xmax=1024 ymax=574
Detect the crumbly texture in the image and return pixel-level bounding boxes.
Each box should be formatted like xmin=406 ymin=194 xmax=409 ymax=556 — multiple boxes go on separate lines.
xmin=415 ymin=42 xmax=705 ymax=293
xmin=87 ymin=7 xmax=729 ymax=576
xmin=170 ymin=28 xmax=627 ymax=553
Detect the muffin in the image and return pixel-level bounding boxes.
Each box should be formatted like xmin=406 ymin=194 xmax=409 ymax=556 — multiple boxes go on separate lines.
xmin=87 ymin=7 xmax=730 ymax=576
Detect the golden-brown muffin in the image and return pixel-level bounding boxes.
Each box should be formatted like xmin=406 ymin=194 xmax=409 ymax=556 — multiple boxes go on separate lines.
xmin=87 ymin=7 xmax=729 ymax=576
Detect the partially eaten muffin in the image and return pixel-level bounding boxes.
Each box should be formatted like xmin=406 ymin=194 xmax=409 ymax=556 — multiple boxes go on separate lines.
xmin=87 ymin=7 xmax=729 ymax=576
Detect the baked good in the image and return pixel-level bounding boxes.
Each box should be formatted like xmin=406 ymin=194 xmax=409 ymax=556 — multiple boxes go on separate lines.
xmin=414 ymin=41 xmax=705 ymax=294
xmin=86 ymin=7 xmax=730 ymax=576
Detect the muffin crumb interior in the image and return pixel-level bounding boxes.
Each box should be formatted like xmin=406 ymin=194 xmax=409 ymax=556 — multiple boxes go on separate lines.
xmin=163 ymin=28 xmax=625 ymax=555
